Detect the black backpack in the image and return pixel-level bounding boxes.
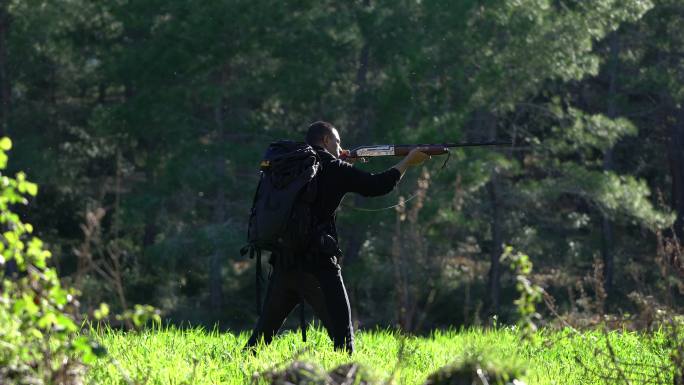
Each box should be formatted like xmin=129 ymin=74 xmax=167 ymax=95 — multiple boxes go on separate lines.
xmin=241 ymin=140 xmax=321 ymax=340
xmin=246 ymin=140 xmax=320 ymax=259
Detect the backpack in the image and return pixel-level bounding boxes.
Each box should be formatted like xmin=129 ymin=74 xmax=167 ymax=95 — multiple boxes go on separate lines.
xmin=246 ymin=140 xmax=320 ymax=259
xmin=241 ymin=140 xmax=321 ymax=341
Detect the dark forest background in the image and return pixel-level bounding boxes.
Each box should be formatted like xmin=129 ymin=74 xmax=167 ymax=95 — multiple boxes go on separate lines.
xmin=3 ymin=0 xmax=684 ymax=332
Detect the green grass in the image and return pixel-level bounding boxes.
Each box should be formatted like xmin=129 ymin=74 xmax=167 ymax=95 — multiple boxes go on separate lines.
xmin=86 ymin=324 xmax=672 ymax=385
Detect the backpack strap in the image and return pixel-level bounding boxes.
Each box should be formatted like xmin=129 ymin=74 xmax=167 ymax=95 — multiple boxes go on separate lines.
xmin=246 ymin=245 xmax=263 ymax=315
xmin=300 ymin=298 xmax=306 ymax=342
xmin=256 ymin=248 xmax=263 ymax=315
xmin=243 ymin=170 xmax=263 ymax=317
xmin=296 ymin=251 xmax=307 ymax=342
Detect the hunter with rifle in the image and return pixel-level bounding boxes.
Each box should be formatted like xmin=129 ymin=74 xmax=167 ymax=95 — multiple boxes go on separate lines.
xmin=243 ymin=121 xmax=507 ymax=354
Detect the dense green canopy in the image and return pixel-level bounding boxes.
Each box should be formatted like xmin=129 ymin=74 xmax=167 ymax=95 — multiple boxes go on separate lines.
xmin=3 ymin=0 xmax=683 ymax=330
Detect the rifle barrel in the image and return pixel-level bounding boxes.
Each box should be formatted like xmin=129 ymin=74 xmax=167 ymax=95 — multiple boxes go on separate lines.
xmin=345 ymin=141 xmax=511 ymax=158
xmin=443 ymin=141 xmax=512 ymax=147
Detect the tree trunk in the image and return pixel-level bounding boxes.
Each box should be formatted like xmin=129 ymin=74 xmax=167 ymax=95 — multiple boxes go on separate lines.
xmin=391 ymin=200 xmax=410 ymax=330
xmin=142 ymin=212 xmax=158 ymax=247
xmin=344 ymin=0 xmax=372 ymax=267
xmin=0 ymin=1 xmax=11 ymax=276
xmin=353 ymin=41 xmax=370 ymax=142
xmin=487 ymin=177 xmax=502 ymax=317
xmin=210 ymin=100 xmax=226 ymax=313
xmin=601 ymin=33 xmax=620 ymax=297
xmin=477 ymin=110 xmax=501 ymax=318
xmin=601 ymin=151 xmax=615 ymax=296
xmin=0 ymin=2 xmax=10 ymax=136
xmin=671 ymin=109 xmax=684 ymax=240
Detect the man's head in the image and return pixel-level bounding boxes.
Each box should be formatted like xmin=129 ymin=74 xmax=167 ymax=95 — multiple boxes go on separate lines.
xmin=306 ymin=121 xmax=341 ymax=158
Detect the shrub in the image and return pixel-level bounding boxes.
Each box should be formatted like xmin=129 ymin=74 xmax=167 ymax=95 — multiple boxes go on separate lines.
xmin=0 ymin=137 xmax=99 ymax=385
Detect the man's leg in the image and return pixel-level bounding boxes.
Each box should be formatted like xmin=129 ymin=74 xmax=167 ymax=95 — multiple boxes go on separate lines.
xmin=300 ymin=267 xmax=354 ymax=353
xmin=244 ymin=271 xmax=299 ymax=349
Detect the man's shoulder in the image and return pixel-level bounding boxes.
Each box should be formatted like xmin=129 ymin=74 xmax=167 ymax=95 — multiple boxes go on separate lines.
xmin=314 ymin=150 xmax=350 ymax=168
xmin=320 ymin=157 xmax=353 ymax=172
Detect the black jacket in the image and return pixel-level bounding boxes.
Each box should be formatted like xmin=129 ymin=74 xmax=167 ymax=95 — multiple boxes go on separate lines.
xmin=312 ymin=145 xmax=401 ymax=245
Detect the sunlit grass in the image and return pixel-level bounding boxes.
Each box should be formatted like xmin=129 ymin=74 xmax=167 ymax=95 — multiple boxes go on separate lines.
xmin=86 ymin=324 xmax=672 ymax=384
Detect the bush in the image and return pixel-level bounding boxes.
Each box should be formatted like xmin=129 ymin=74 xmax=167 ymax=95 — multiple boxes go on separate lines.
xmin=0 ymin=137 xmax=99 ymax=385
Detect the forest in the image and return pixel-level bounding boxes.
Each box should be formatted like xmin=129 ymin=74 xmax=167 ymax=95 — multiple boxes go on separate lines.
xmin=2 ymin=0 xmax=684 ymax=361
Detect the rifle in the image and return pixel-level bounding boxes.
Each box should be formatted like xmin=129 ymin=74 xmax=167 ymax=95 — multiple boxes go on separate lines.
xmin=337 ymin=141 xmax=511 ymax=211
xmin=340 ymin=141 xmax=511 ymax=166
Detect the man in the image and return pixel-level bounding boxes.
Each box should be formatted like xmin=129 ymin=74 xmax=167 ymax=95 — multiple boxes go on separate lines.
xmin=244 ymin=121 xmax=429 ymax=353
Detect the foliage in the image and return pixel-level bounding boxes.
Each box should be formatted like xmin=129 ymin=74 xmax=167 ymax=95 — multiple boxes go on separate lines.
xmin=0 ymin=138 xmax=100 ymax=384
xmin=3 ymin=0 xmax=683 ymax=331
xmin=117 ymin=304 xmax=162 ymax=328
xmin=502 ymin=247 xmax=543 ymax=339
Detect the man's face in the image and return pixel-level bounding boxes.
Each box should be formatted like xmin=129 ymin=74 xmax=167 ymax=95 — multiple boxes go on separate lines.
xmin=323 ymin=128 xmax=342 ymax=158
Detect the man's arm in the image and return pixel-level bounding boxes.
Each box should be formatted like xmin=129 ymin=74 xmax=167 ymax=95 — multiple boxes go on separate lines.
xmin=334 ymin=162 xmax=401 ymax=197
xmin=333 ymin=148 xmax=430 ymax=197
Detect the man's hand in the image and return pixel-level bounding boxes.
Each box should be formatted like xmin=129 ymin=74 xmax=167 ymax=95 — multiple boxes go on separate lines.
xmin=340 ymin=149 xmax=366 ymax=164
xmin=404 ymin=147 xmax=431 ymax=166
xmin=392 ymin=147 xmax=431 ymax=177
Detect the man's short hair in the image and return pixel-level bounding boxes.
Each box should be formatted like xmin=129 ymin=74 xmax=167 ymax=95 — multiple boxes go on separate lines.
xmin=306 ymin=121 xmax=335 ymax=146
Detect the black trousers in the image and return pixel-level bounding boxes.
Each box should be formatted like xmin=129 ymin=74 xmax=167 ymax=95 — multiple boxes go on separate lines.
xmin=244 ymin=258 xmax=354 ymax=353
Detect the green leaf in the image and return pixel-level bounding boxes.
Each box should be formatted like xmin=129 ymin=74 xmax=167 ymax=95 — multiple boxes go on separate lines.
xmin=38 ymin=312 xmax=57 ymax=329
xmin=29 ymin=328 xmax=43 ymax=339
xmin=50 ymin=286 xmax=68 ymax=306
xmin=55 ymin=314 xmax=78 ymax=332
xmin=72 ymin=336 xmax=90 ymax=352
xmin=0 ymin=137 xmax=11 ymax=151
xmin=25 ymin=182 xmax=38 ymax=196
xmin=17 ymin=294 xmax=39 ymax=316
xmin=13 ymin=297 xmax=26 ymax=313
xmin=94 ymin=303 xmax=110 ymax=320
xmin=73 ymin=337 xmax=108 ymax=363
xmin=4 ymin=231 xmax=17 ymax=245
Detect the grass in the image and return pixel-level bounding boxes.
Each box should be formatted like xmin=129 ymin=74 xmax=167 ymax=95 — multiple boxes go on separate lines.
xmin=86 ymin=324 xmax=673 ymax=385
